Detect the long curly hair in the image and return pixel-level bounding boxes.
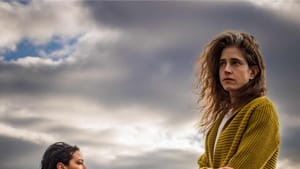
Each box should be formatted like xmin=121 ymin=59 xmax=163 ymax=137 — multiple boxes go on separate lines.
xmin=194 ymin=30 xmax=266 ymax=133
xmin=41 ymin=142 xmax=79 ymax=169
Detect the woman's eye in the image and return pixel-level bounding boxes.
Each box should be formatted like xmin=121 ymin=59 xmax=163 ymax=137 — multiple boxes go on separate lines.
xmin=219 ymin=61 xmax=226 ymax=66
xmin=232 ymin=61 xmax=241 ymax=65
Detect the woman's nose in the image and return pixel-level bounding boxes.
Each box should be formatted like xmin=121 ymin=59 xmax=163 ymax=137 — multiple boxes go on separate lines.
xmin=224 ymin=64 xmax=232 ymax=73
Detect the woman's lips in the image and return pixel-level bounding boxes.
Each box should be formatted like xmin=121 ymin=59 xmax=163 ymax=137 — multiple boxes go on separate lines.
xmin=223 ymin=78 xmax=235 ymax=82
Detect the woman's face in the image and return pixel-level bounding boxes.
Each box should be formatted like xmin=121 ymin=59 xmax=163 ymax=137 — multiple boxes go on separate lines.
xmin=219 ymin=47 xmax=256 ymax=94
xmin=64 ymin=151 xmax=87 ymax=169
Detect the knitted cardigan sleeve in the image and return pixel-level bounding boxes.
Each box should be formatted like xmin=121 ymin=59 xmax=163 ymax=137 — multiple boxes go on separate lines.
xmin=227 ymin=102 xmax=280 ymax=169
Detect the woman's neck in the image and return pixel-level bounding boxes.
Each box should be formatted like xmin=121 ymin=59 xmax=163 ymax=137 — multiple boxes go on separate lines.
xmin=230 ymin=93 xmax=237 ymax=104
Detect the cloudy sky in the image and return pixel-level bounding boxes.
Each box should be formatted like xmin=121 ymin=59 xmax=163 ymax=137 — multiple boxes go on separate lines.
xmin=0 ymin=0 xmax=299 ymax=169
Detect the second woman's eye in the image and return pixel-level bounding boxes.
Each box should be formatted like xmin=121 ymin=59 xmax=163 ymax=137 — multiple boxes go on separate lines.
xmin=76 ymin=161 xmax=83 ymax=165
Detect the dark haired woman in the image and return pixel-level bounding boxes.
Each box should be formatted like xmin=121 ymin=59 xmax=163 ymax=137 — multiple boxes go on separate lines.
xmin=41 ymin=142 xmax=87 ymax=169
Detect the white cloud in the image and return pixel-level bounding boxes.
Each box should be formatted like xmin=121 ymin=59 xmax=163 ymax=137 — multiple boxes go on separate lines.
xmin=248 ymin=0 xmax=300 ymax=26
xmin=1 ymin=25 xmax=122 ymax=67
xmin=2 ymin=56 xmax=63 ymax=67
xmin=0 ymin=123 xmax=55 ymax=144
xmin=69 ymin=27 xmax=122 ymax=61
xmin=0 ymin=0 xmax=93 ymax=50
xmin=278 ymin=158 xmax=300 ymax=169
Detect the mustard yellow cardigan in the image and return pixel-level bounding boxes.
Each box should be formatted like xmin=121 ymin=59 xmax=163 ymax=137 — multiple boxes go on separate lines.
xmin=198 ymin=96 xmax=280 ymax=169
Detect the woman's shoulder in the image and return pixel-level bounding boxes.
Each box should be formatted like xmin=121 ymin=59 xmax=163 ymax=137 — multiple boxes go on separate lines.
xmin=243 ymin=96 xmax=278 ymax=118
xmin=246 ymin=96 xmax=275 ymax=108
xmin=238 ymin=96 xmax=277 ymax=116
xmin=233 ymin=96 xmax=277 ymax=119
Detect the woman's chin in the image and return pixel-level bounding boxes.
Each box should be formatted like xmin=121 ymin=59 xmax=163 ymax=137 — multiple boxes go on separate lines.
xmin=223 ymin=87 xmax=239 ymax=93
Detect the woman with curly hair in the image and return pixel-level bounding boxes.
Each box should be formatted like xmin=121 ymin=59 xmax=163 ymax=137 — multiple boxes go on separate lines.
xmin=194 ymin=30 xmax=280 ymax=169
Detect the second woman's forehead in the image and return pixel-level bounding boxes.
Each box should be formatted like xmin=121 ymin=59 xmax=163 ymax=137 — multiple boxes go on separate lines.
xmin=72 ymin=150 xmax=83 ymax=160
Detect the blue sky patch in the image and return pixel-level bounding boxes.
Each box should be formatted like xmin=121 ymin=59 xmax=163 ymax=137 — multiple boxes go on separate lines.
xmin=3 ymin=39 xmax=39 ymax=61
xmin=42 ymin=36 xmax=65 ymax=54
xmin=3 ymin=0 xmax=32 ymax=5
xmin=2 ymin=36 xmax=79 ymax=62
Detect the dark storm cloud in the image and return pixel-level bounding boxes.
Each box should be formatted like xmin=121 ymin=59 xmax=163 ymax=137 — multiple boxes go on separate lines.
xmin=83 ymin=1 xmax=264 ymax=30
xmin=1 ymin=115 xmax=45 ymax=128
xmin=83 ymin=1 xmax=300 ymax=120
xmin=0 ymin=63 xmax=62 ymax=94
xmin=280 ymin=127 xmax=300 ymax=163
xmin=0 ymin=136 xmax=44 ymax=169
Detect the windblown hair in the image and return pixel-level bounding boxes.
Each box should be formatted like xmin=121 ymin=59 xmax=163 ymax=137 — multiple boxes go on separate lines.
xmin=41 ymin=142 xmax=79 ymax=169
xmin=194 ymin=30 xmax=266 ymax=133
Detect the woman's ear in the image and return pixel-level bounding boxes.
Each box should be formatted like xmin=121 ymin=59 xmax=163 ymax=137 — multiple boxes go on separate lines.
xmin=250 ymin=65 xmax=259 ymax=79
xmin=57 ymin=162 xmax=66 ymax=169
